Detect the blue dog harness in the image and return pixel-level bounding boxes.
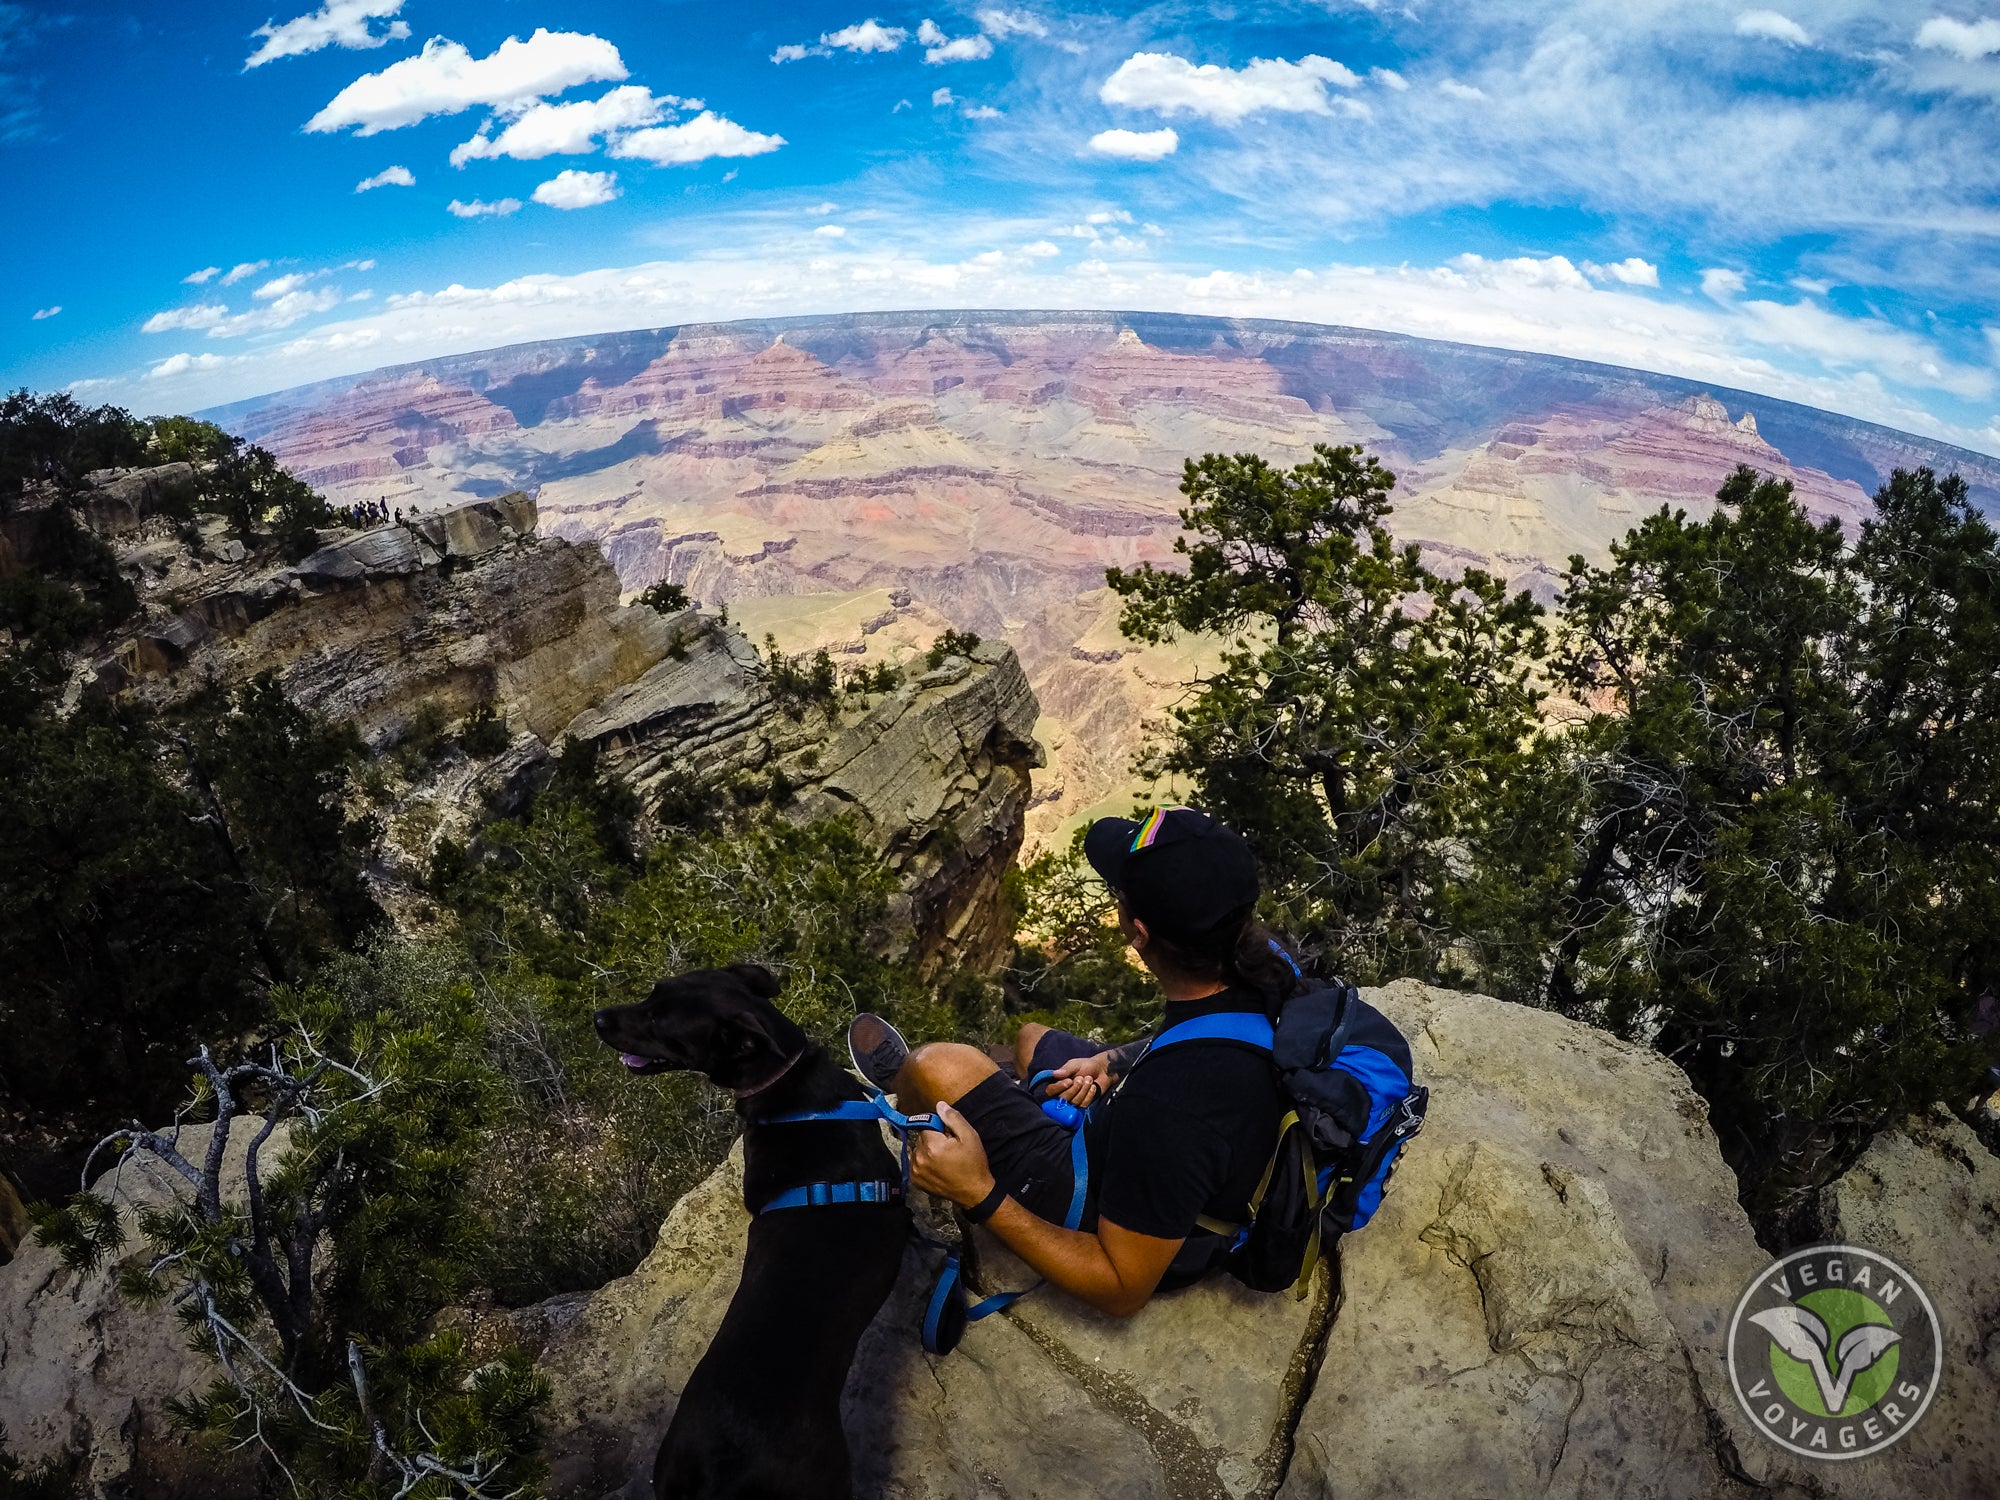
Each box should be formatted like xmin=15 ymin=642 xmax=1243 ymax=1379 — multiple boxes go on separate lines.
xmin=752 ymin=1073 xmax=1092 ymax=1356
xmin=756 ymin=1089 xmax=946 ymax=1215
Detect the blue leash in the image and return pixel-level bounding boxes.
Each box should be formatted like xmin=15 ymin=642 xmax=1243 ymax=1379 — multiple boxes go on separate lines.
xmin=920 ymin=1078 xmax=1090 ymax=1355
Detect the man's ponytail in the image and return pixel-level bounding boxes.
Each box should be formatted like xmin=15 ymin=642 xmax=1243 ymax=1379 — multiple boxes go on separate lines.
xmin=1231 ymin=920 xmax=1304 ymax=1014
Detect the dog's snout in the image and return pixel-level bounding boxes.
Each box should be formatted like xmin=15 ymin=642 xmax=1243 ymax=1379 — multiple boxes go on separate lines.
xmin=593 ymin=1008 xmax=614 ymax=1036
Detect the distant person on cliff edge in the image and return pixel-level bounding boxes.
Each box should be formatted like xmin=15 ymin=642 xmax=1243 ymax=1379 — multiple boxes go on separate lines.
xmin=848 ymin=806 xmax=1296 ymax=1317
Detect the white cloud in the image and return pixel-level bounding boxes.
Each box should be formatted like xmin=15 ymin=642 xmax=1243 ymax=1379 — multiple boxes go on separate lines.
xmin=1372 ymin=67 xmax=1408 ymax=91
xmin=1735 ymin=11 xmax=1811 ymax=46
xmin=245 ymin=0 xmax=409 ymax=68
xmin=964 ymin=104 xmax=1003 ymax=119
xmin=932 ymin=86 xmax=955 ymax=106
xmin=31 ymin=305 xmax=59 ymax=320
xmin=221 ymin=260 xmax=269 ymax=286
xmin=254 ymin=272 xmax=313 ymax=300
xmin=450 ymin=85 xmax=681 ymax=165
xmin=1583 ymin=256 xmax=1660 ymax=287
xmin=1022 ymin=240 xmax=1059 ymax=258
xmin=142 ymin=303 xmax=229 ymax=333
xmin=814 ymin=224 xmax=848 ymax=237
xmin=976 ymin=9 xmax=1046 ymax=38
xmin=354 ymin=164 xmax=415 ymax=191
xmin=306 ymin=29 xmax=627 ymax=135
xmin=183 ymin=266 xmax=221 ymax=284
xmin=532 ymin=169 xmax=620 ymax=209
xmin=824 ymin=20 xmax=907 ymax=53
xmin=1099 ymin=52 xmax=1361 ymax=124
xmin=1438 ymin=78 xmax=1487 ymax=101
xmin=771 ymin=43 xmax=815 ymax=63
xmin=1792 ymin=276 xmax=1834 ymax=295
xmin=1089 ymin=127 xmax=1179 ymax=160
xmin=918 ymin=20 xmax=994 ymax=63
xmin=148 ymin=352 xmax=228 ymax=379
xmin=610 ymin=111 xmax=785 ymax=166
xmin=204 ymin=289 xmax=344 ymax=337
xmin=279 ymin=327 xmax=383 ymax=358
xmin=805 ymin=201 xmax=838 ymax=215
xmin=447 ymin=197 xmax=523 ymax=218
xmin=1449 ymin=253 xmax=1591 ymax=291
xmin=1702 ymin=266 xmax=1748 ymax=300
xmin=1915 ymin=16 xmax=2000 ymax=59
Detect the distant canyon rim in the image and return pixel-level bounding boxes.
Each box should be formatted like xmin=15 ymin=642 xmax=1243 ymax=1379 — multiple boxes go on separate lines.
xmin=206 ymin=310 xmax=2000 ymax=847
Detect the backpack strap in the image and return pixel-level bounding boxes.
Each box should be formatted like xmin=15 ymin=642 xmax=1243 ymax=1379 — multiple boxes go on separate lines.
xmin=1141 ymin=1009 xmax=1275 ymax=1060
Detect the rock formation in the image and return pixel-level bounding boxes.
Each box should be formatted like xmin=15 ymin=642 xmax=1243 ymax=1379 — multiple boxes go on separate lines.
xmin=78 ymin=482 xmax=1039 ymax=967
xmin=526 ymin=981 xmax=2000 ymax=1500
xmin=203 ymin=311 xmax=2000 ymax=844
xmin=0 ymin=1118 xmax=277 ymax=1497
xmin=569 ymin=629 xmax=1040 ymax=973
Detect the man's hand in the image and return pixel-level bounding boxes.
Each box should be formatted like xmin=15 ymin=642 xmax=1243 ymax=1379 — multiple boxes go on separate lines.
xmin=1047 ymin=1051 xmax=1113 ymax=1106
xmin=909 ymin=1101 xmax=996 ymax=1207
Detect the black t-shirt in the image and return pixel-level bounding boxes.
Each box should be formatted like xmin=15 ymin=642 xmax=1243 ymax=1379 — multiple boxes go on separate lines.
xmin=1086 ymin=987 xmax=1284 ymax=1242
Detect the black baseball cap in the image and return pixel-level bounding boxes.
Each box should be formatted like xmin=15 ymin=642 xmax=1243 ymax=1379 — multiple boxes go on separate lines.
xmin=1083 ymin=806 xmax=1260 ymax=938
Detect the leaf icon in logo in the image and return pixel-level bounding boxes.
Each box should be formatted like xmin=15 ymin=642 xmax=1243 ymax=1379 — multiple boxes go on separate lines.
xmin=1828 ymin=1324 xmax=1902 ymax=1411
xmin=1749 ymin=1305 xmax=1901 ymax=1414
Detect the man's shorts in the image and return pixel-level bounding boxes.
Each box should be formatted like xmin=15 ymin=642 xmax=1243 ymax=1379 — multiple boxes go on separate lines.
xmin=951 ymin=1028 xmax=1104 ymax=1227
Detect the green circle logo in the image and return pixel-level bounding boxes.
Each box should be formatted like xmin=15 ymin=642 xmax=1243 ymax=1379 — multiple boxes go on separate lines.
xmin=1727 ymin=1245 xmax=1940 ymax=1459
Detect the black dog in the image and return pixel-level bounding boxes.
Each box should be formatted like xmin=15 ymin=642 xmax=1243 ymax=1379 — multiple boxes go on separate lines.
xmin=594 ymin=964 xmax=909 ymax=1500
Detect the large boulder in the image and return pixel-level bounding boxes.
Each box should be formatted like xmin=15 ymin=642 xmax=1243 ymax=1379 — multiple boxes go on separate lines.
xmin=531 ymin=982 xmax=2000 ymax=1499
xmin=0 ymin=1119 xmax=278 ymax=1497
xmin=1817 ymin=1108 xmax=2000 ymax=1492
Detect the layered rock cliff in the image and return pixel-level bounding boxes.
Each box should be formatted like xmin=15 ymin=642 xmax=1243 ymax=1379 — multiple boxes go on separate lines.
xmin=78 ymin=481 xmax=1039 ymax=969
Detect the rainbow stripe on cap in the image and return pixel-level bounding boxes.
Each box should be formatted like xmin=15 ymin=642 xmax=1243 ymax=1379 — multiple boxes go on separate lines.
xmin=1128 ymin=805 xmax=1192 ymax=852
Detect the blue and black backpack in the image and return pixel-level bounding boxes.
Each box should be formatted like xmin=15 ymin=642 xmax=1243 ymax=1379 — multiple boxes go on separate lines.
xmin=1134 ymin=981 xmax=1428 ymax=1297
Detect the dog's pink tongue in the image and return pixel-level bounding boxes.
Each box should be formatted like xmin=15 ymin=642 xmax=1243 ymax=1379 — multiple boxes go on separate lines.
xmin=621 ymin=1053 xmax=651 ymax=1069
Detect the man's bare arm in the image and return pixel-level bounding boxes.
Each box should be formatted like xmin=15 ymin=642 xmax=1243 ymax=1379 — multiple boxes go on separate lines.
xmin=910 ymin=1099 xmax=1180 ymax=1318
xmin=980 ymin=1197 xmax=1181 ymax=1318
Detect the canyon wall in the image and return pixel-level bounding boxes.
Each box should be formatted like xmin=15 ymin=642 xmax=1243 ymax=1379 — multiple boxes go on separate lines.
xmin=204 ymin=311 xmax=2000 ymax=844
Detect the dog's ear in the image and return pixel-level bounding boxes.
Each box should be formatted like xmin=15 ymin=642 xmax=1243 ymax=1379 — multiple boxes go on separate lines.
xmin=727 ymin=962 xmax=783 ymax=999
xmin=718 ymin=994 xmax=806 ymax=1071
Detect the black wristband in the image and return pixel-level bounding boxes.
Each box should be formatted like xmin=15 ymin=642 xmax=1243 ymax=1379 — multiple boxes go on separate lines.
xmin=962 ymin=1182 xmax=1008 ymax=1224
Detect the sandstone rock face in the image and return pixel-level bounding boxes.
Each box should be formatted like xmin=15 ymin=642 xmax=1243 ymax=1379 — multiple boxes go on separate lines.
xmin=75 ymin=462 xmax=198 ymax=534
xmin=210 ymin=312 xmax=2000 ymax=846
xmin=1818 ymin=1109 xmax=2000 ymax=1493
xmin=0 ymin=1118 xmax=277 ymax=1496
xmin=82 ymin=490 xmax=1040 ymax=966
xmin=571 ymin=627 xmax=1041 ymax=974
xmin=85 ymin=493 xmax=669 ymax=750
xmin=528 ymin=981 xmax=1998 ymax=1500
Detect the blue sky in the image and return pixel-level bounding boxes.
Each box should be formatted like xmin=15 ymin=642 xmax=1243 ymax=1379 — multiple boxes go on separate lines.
xmin=5 ymin=1 xmax=2000 ymax=452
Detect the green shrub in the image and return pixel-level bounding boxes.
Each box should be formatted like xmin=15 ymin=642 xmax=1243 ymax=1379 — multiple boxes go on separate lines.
xmin=924 ymin=628 xmax=981 ymax=670
xmin=762 ymin=635 xmax=838 ymax=718
xmin=638 ymin=579 xmax=690 ymax=613
xmin=458 ymin=700 xmax=511 ymax=758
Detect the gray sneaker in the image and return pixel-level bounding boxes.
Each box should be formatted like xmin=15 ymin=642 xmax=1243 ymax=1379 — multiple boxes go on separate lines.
xmin=848 ymin=1013 xmax=910 ymax=1091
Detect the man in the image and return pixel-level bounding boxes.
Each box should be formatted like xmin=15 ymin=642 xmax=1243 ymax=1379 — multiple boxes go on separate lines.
xmin=847 ymin=807 xmax=1293 ymax=1318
